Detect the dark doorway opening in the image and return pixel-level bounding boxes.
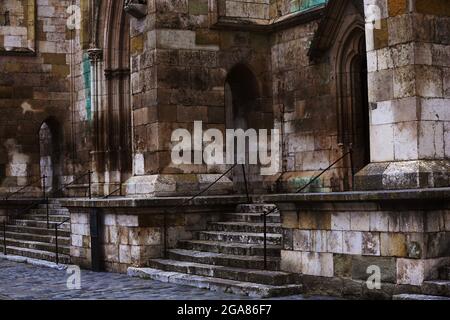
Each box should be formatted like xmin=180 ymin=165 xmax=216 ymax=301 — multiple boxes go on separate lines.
xmin=337 ymin=28 xmax=370 ymax=190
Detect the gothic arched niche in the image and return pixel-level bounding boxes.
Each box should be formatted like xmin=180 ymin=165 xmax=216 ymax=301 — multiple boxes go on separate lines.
xmin=225 ymin=64 xmax=272 ymax=194
xmin=336 ymin=24 xmax=370 ymax=190
xmin=91 ymin=0 xmax=132 ymax=193
xmin=38 ymin=118 xmax=62 ymax=192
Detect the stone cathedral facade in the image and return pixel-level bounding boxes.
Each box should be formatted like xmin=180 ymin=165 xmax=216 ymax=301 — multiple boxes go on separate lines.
xmin=0 ymin=0 xmax=449 ymax=299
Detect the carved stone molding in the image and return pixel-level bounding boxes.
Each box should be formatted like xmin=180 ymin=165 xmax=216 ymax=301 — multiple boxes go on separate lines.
xmin=124 ymin=0 xmax=147 ymax=19
xmin=87 ymin=47 xmax=103 ymax=63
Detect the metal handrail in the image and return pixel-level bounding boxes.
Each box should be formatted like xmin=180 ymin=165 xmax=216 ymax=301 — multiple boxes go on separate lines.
xmin=4 ymin=175 xmax=47 ymax=200
xmin=54 ymin=217 xmax=71 ymax=265
xmin=103 ymin=185 xmax=122 ymax=199
xmin=53 ymin=171 xmax=92 ymax=199
xmin=260 ymin=149 xmax=353 ymax=270
xmin=296 ymin=150 xmax=352 ymax=194
xmin=162 ymin=163 xmax=243 ymax=258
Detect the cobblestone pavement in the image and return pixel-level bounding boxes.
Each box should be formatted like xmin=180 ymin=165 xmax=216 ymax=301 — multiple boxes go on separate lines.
xmin=0 ymin=260 xmax=335 ymax=300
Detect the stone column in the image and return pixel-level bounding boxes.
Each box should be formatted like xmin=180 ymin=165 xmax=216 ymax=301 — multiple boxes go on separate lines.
xmin=355 ymin=0 xmax=450 ymax=190
xmin=87 ymin=47 xmax=105 ymax=195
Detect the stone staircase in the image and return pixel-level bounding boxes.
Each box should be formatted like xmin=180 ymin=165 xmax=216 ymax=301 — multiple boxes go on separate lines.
xmin=0 ymin=200 xmax=71 ymax=264
xmin=393 ymin=266 xmax=450 ymax=300
xmin=129 ymin=204 xmax=303 ymax=298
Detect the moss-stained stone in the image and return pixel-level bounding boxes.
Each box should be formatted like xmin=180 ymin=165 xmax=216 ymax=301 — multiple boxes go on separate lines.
xmin=415 ymin=0 xmax=450 ymax=16
xmin=196 ymin=30 xmax=220 ymax=46
xmin=351 ymin=256 xmax=397 ymax=283
xmin=298 ymin=211 xmax=331 ymax=230
xmin=334 ymin=254 xmax=352 ymax=278
xmin=131 ymin=35 xmax=144 ymax=55
xmin=381 ymin=233 xmax=408 ymax=257
xmin=189 ymin=0 xmax=208 ymax=15
xmin=388 ymin=0 xmax=408 ymax=17
xmin=374 ymin=19 xmax=389 ymax=50
xmin=52 ymin=65 xmax=70 ymax=78
xmin=42 ymin=53 xmax=67 ymax=65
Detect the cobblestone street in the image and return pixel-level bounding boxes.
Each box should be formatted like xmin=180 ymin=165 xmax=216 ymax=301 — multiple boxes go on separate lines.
xmin=0 ymin=260 xmax=333 ymax=300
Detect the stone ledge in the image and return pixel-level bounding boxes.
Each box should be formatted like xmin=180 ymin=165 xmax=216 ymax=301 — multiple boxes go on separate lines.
xmin=57 ymin=188 xmax=450 ymax=208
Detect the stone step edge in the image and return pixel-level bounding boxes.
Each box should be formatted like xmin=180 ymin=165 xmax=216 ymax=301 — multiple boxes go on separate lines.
xmin=1 ymin=245 xmax=71 ymax=260
xmin=128 ymin=267 xmax=303 ymax=298
xmin=1 ymin=231 xmax=71 ymax=241
xmin=149 ymin=259 xmax=299 ymax=282
xmin=169 ymin=248 xmax=281 ymax=262
xmin=1 ymin=237 xmax=71 ymax=250
xmin=393 ymin=294 xmax=450 ymax=300
xmin=0 ymin=252 xmax=68 ymax=270
xmin=179 ymin=239 xmax=282 ymax=250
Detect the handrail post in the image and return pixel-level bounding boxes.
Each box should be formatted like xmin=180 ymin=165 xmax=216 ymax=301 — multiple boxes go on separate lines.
xmin=46 ymin=198 xmax=50 ymax=229
xmin=241 ymin=164 xmax=250 ymax=204
xmin=42 ymin=174 xmax=46 ymax=199
xmin=55 ymin=223 xmax=59 ymax=265
xmin=3 ymin=221 xmax=6 ymax=256
xmin=349 ymin=146 xmax=354 ymax=191
xmin=88 ymin=171 xmax=92 ymax=199
xmin=263 ymin=213 xmax=267 ymax=270
xmin=163 ymin=214 xmax=168 ymax=259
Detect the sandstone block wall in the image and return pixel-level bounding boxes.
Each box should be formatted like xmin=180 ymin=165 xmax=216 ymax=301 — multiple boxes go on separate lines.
xmin=280 ymin=200 xmax=450 ymax=287
xmin=0 ymin=0 xmax=87 ymax=195
xmin=69 ymin=205 xmax=226 ymax=272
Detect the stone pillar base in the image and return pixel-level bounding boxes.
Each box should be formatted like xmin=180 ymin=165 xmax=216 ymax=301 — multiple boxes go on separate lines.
xmin=355 ymin=160 xmax=450 ymax=191
xmin=123 ymin=174 xmax=234 ymax=197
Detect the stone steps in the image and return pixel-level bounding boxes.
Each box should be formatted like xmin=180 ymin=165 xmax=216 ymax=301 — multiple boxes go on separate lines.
xmin=393 ymin=294 xmax=450 ymax=300
xmin=2 ymin=231 xmax=70 ymax=246
xmin=1 ymin=199 xmax=71 ymax=265
xmin=17 ymin=215 xmax=70 ymax=223
xmin=207 ymin=222 xmax=282 ymax=234
xmin=178 ymin=240 xmax=281 ymax=257
xmin=1 ymin=237 xmax=70 ymax=255
xmin=236 ymin=204 xmax=277 ymax=214
xmin=196 ymin=231 xmax=282 ymax=245
xmin=439 ymin=267 xmax=450 ymax=280
xmin=5 ymin=225 xmax=70 ymax=237
xmin=11 ymin=219 xmax=70 ymax=231
xmin=223 ymin=213 xmax=280 ymax=223
xmin=28 ymin=208 xmax=69 ymax=215
xmin=0 ymin=245 xmax=70 ymax=264
xmin=128 ymin=267 xmax=303 ymax=298
xmin=422 ymin=280 xmax=450 ymax=297
xmin=134 ymin=203 xmax=303 ymax=298
xmin=147 ymin=259 xmax=300 ymax=286
xmin=167 ymin=249 xmax=281 ymax=270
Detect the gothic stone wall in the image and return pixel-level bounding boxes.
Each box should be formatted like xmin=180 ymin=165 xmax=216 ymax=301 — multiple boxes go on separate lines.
xmin=279 ymin=199 xmax=450 ymax=295
xmin=68 ymin=203 xmax=231 ymax=273
xmin=0 ymin=0 xmax=76 ymax=195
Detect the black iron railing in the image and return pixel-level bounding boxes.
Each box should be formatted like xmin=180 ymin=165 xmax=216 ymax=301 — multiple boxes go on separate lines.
xmin=2 ymin=171 xmax=93 ymax=258
xmin=53 ymin=171 xmax=92 ymax=199
xmin=54 ymin=217 xmax=71 ymax=265
xmin=162 ymin=163 xmax=252 ymax=258
xmin=103 ymin=185 xmax=123 ymax=199
xmin=4 ymin=174 xmax=47 ymax=201
xmin=260 ymin=149 xmax=353 ymax=270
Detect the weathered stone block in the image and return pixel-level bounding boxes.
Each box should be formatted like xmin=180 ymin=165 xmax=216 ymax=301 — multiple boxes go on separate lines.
xmin=343 ymin=231 xmax=363 ymax=255
xmin=380 ymin=233 xmax=407 ymax=257
xmin=352 ymin=256 xmax=397 ymax=283
xmin=301 ymin=252 xmax=334 ymax=277
xmin=293 ymin=230 xmax=311 ymax=251
xmin=350 ymin=212 xmax=370 ymax=231
xmin=280 ymin=250 xmax=302 ymax=274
